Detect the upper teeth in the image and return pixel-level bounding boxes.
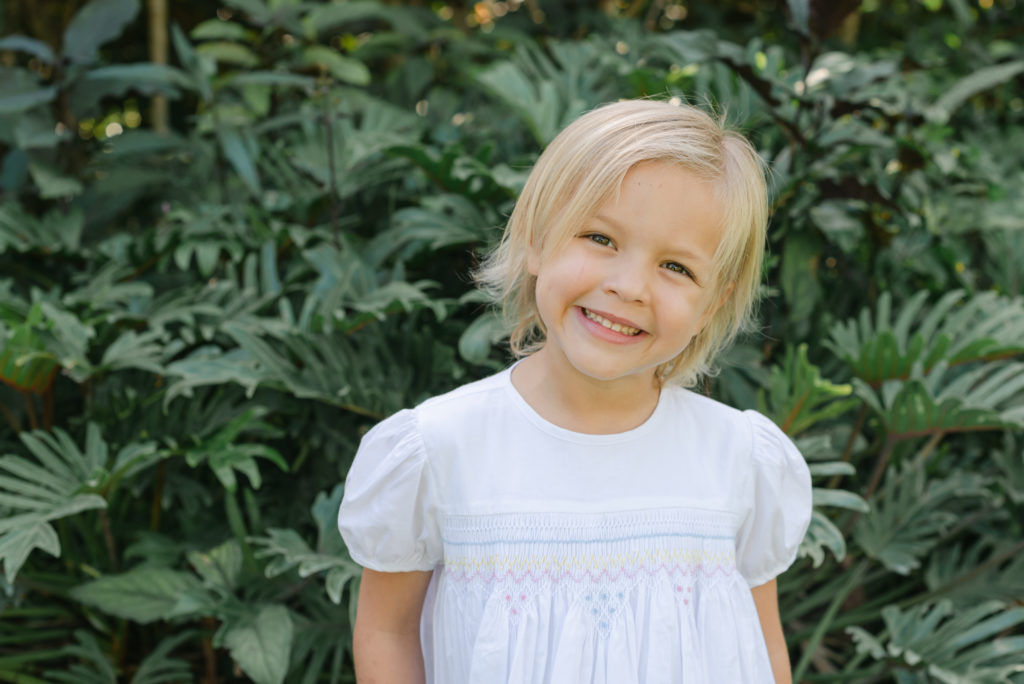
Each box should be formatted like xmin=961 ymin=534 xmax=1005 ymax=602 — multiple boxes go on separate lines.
xmin=584 ymin=309 xmax=641 ymax=335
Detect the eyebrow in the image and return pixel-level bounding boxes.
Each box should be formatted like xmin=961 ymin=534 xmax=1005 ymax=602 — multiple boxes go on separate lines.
xmin=591 ymin=213 xmax=711 ymax=263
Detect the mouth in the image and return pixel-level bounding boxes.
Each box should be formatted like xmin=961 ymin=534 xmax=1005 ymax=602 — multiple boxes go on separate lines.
xmin=581 ymin=308 xmax=644 ymax=336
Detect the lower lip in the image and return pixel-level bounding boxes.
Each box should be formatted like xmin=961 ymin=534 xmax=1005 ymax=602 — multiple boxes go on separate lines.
xmin=576 ymin=307 xmax=647 ymax=345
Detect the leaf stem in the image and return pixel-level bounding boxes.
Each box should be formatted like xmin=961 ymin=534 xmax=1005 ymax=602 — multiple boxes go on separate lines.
xmin=99 ymin=508 xmax=119 ymax=572
xmin=322 ymin=89 xmax=340 ymax=248
xmin=829 ymin=405 xmax=867 ymax=489
xmin=21 ymin=390 xmax=38 ymax=430
xmin=793 ymin=560 xmax=869 ymax=682
xmin=0 ymin=401 xmax=20 ymax=432
xmin=863 ymin=436 xmax=894 ymax=501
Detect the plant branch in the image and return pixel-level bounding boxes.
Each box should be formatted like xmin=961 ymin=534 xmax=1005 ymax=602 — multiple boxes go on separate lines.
xmin=99 ymin=508 xmax=119 ymax=572
xmin=0 ymin=400 xmax=21 ymax=432
xmin=21 ymin=390 xmax=38 ymax=430
xmin=792 ymin=560 xmax=869 ymax=682
xmin=863 ymin=435 xmax=895 ymax=501
xmin=781 ymin=390 xmax=810 ymax=435
xmin=829 ymin=405 xmax=867 ymax=489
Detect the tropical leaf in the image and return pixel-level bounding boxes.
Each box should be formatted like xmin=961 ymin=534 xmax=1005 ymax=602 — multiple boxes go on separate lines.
xmin=251 ymin=485 xmax=360 ymax=604
xmin=69 ymin=566 xmax=212 ymax=623
xmin=83 ymin=64 xmax=196 ymax=93
xmin=187 ymin=539 xmax=243 ymax=592
xmin=285 ymin=94 xmax=422 ymax=199
xmin=847 ymin=599 xmax=1024 ymax=681
xmin=302 ymin=1 xmax=429 ymax=41
xmin=0 ymin=425 xmax=112 ymax=582
xmin=794 ymin=432 xmax=866 ymax=566
xmin=757 ymin=344 xmax=858 ymax=436
xmin=854 ymin=361 xmax=1024 ymax=439
xmin=42 ymin=630 xmax=117 ymax=684
xmin=42 ymin=629 xmax=195 ymax=684
xmin=0 ymin=36 xmax=56 ymax=64
xmin=829 ymin=290 xmax=1024 ymax=385
xmin=196 ymin=41 xmax=260 ymax=67
xmin=63 ymin=0 xmax=141 ymax=65
xmin=473 ymin=40 xmax=622 ymax=145
xmin=216 ymin=604 xmax=293 ymax=684
xmin=799 ymin=511 xmax=847 ymax=568
xmin=129 ymin=630 xmax=196 ymax=684
xmin=301 ymin=46 xmax=370 ymax=86
xmin=928 ymin=60 xmax=1024 ymax=124
xmin=181 ymin=406 xmax=287 ymax=492
xmin=191 ymin=19 xmax=249 ymax=41
xmin=854 ymin=463 xmax=990 ymax=575
xmin=924 ymin=538 xmax=1024 ymax=605
xmin=993 ymin=432 xmax=1024 ymax=504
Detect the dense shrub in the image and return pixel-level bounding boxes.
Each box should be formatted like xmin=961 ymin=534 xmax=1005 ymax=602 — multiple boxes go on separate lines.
xmin=1 ymin=0 xmax=1022 ymax=681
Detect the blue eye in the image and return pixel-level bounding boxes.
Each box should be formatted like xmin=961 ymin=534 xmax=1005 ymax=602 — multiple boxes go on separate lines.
xmin=583 ymin=233 xmax=613 ymax=247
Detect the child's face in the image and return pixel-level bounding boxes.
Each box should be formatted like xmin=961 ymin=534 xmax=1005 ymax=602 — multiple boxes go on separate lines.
xmin=528 ymin=161 xmax=725 ymax=387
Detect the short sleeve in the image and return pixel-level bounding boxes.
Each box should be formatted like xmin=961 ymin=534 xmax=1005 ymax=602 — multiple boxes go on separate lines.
xmin=735 ymin=411 xmax=812 ymax=587
xmin=337 ymin=409 xmax=442 ymax=572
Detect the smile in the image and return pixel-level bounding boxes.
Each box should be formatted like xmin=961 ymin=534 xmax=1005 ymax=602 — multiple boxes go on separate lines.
xmin=582 ymin=308 xmax=642 ymax=336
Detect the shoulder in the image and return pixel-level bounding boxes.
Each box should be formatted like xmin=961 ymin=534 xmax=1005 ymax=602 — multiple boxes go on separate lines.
xmin=660 ymin=387 xmax=805 ymax=472
xmin=662 ymin=386 xmax=751 ymax=446
xmin=411 ymin=368 xmax=513 ymax=448
xmin=416 ymin=368 xmax=509 ymax=414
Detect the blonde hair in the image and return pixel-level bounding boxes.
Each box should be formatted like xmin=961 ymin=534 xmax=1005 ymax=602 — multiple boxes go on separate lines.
xmin=475 ymin=99 xmax=768 ymax=387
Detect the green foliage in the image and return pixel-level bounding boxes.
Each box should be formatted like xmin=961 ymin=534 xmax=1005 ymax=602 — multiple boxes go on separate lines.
xmin=1 ymin=0 xmax=1022 ymax=681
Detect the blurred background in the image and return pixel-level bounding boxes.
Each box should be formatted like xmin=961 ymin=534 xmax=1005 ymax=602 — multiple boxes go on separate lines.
xmin=1 ymin=1 xmax=1023 ymax=682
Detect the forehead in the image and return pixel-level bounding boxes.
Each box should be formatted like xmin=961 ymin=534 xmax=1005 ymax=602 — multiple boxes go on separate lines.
xmin=550 ymin=162 xmax=725 ymax=258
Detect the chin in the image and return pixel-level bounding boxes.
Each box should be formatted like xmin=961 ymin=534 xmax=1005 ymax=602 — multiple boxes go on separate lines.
xmin=568 ymin=360 xmax=658 ymax=384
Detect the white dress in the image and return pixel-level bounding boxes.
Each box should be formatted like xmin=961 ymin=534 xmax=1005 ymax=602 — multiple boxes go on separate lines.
xmin=338 ymin=366 xmax=812 ymax=683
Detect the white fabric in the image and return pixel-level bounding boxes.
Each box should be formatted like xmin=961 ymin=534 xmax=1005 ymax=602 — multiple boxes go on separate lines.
xmin=338 ymin=367 xmax=812 ymax=684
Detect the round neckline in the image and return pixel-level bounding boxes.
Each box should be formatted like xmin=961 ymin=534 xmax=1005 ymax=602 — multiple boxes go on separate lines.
xmin=502 ymin=361 xmax=672 ymax=445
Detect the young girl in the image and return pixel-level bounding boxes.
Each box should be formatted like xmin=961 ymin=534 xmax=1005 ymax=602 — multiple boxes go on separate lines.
xmin=338 ymin=99 xmax=812 ymax=684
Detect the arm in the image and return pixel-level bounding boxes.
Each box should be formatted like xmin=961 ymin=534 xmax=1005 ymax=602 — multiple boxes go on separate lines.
xmin=752 ymin=578 xmax=792 ymax=684
xmin=353 ymin=568 xmax=433 ymax=684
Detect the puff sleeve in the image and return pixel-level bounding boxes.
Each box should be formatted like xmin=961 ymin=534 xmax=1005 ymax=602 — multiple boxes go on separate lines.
xmin=337 ymin=409 xmax=442 ymax=572
xmin=735 ymin=411 xmax=812 ymax=587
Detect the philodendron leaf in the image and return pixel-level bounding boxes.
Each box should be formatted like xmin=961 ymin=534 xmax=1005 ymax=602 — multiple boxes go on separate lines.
xmin=220 ymin=604 xmax=293 ymax=684
xmin=848 ymin=599 xmax=1024 ymax=679
xmin=129 ymin=630 xmax=195 ymax=684
xmin=63 ymin=0 xmax=141 ymax=65
xmin=458 ymin=310 xmax=505 ymax=366
xmin=0 ymin=519 xmax=60 ymax=584
xmin=70 ymin=566 xmax=211 ymax=623
xmin=0 ymin=424 xmax=113 ymax=581
xmin=188 ymin=539 xmax=242 ymax=590
xmin=829 ymin=290 xmax=1024 ymax=385
xmin=757 ymin=344 xmax=857 ymax=437
xmin=43 ymin=629 xmax=117 ymax=684
xmin=855 ymin=464 xmax=989 ymax=575
xmin=799 ymin=510 xmax=846 ymax=567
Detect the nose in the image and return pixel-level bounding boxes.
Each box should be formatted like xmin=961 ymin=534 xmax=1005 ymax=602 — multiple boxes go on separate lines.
xmin=602 ymin=256 xmax=649 ymax=303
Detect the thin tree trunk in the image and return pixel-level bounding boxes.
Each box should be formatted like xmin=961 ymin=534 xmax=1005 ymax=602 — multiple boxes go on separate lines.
xmin=148 ymin=0 xmax=169 ymax=133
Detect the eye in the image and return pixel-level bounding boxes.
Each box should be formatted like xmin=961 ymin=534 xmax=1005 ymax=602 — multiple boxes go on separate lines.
xmin=582 ymin=233 xmax=613 ymax=247
xmin=662 ymin=261 xmax=694 ymax=279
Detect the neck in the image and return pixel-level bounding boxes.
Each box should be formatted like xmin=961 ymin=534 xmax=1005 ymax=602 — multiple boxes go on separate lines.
xmin=510 ymin=348 xmax=662 ymax=434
